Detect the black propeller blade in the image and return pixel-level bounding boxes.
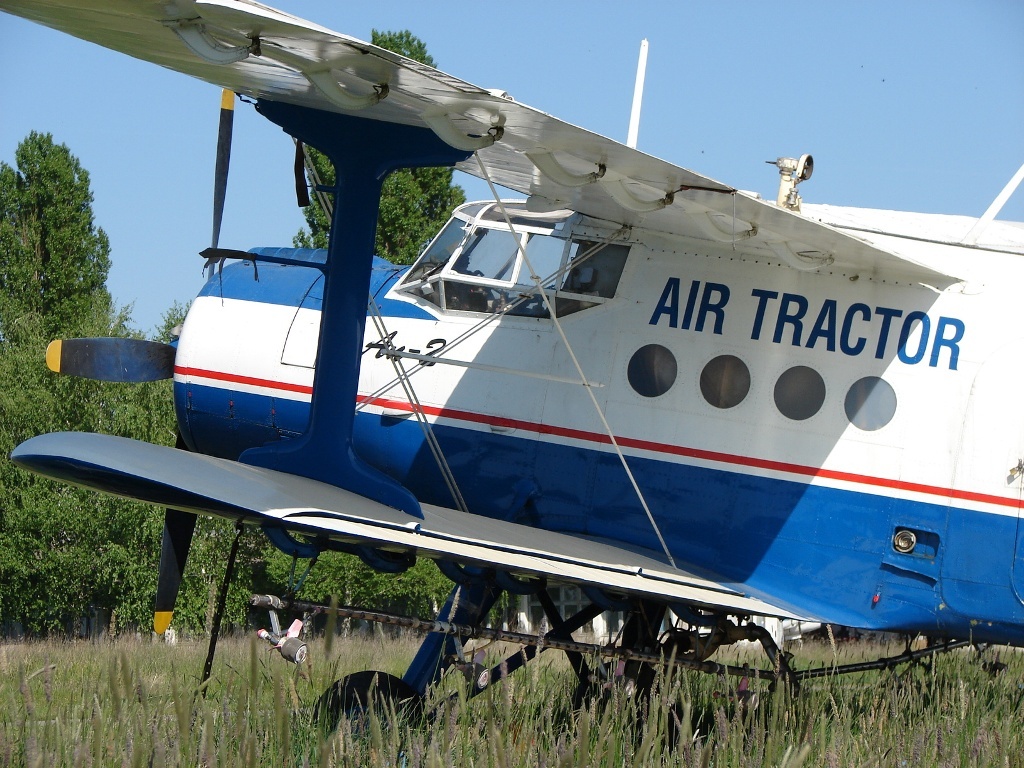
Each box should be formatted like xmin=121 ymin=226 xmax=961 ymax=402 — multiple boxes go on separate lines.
xmin=154 ymin=507 xmax=197 ymax=635
xmin=154 ymin=434 xmax=198 ymax=636
xmin=212 ymin=88 xmax=235 ymax=250
xmin=45 ymin=337 xmax=175 ymax=382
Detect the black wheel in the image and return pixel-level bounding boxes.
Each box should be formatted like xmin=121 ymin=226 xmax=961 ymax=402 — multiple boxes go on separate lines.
xmin=314 ymin=670 xmax=423 ymax=731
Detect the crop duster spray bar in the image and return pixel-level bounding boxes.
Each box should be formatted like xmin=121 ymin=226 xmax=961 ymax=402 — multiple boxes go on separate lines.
xmin=250 ymin=595 xmax=971 ymax=683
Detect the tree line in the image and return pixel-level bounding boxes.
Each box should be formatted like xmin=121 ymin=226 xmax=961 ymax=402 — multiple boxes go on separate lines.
xmin=0 ymin=31 xmax=465 ymax=637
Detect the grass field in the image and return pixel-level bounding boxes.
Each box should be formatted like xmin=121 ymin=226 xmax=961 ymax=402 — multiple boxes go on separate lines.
xmin=3 ymin=631 xmax=1023 ymax=767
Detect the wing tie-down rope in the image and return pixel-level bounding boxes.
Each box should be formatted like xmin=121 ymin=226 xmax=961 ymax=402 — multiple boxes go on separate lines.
xmin=474 ymin=153 xmax=677 ymax=569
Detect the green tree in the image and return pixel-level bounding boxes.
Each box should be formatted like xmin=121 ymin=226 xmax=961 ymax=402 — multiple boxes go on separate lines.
xmin=255 ymin=549 xmax=453 ymax=622
xmin=0 ymin=131 xmax=112 ymax=341
xmin=153 ymin=299 xmax=189 ymax=344
xmin=0 ymin=133 xmax=173 ymax=635
xmin=294 ymin=29 xmax=466 ymax=264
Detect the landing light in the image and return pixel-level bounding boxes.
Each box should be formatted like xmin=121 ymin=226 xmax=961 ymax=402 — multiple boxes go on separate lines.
xmin=767 ymin=154 xmax=813 ymax=212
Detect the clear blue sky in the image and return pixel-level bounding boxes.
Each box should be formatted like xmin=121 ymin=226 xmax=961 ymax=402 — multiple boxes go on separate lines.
xmin=2 ymin=1 xmax=1022 ymax=335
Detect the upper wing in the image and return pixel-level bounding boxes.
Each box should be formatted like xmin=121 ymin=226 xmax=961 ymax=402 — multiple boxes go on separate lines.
xmin=11 ymin=431 xmax=812 ymax=621
xmin=2 ymin=0 xmax=960 ymax=284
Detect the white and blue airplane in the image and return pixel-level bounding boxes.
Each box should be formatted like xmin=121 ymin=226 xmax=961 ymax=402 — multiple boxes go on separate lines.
xmin=5 ymin=0 xmax=1024 ymax=705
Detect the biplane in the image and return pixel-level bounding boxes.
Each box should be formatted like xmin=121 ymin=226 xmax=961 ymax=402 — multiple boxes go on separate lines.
xmin=4 ymin=0 xmax=1024 ymax=716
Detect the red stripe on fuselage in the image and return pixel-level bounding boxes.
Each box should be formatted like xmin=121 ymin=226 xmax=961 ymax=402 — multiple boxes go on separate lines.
xmin=174 ymin=365 xmax=1023 ymax=512
xmin=176 ymin=366 xmax=313 ymax=394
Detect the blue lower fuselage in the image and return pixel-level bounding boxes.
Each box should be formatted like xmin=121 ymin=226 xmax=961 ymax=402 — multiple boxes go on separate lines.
xmin=175 ymin=256 xmax=1024 ymax=646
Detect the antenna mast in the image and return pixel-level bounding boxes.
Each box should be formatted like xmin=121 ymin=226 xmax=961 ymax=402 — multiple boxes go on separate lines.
xmin=626 ymin=39 xmax=649 ymax=149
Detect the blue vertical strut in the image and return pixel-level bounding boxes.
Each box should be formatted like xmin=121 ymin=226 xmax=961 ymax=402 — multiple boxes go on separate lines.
xmin=239 ymin=101 xmax=470 ymax=517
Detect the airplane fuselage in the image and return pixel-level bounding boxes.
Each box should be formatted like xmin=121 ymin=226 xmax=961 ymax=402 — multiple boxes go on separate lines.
xmin=174 ymin=202 xmax=1024 ymax=645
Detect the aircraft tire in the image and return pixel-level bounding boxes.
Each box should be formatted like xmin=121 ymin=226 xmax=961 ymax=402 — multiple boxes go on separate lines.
xmin=314 ymin=670 xmax=423 ymax=732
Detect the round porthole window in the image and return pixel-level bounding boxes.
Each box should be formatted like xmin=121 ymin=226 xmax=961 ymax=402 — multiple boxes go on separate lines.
xmin=845 ymin=376 xmax=897 ymax=431
xmin=700 ymin=355 xmax=750 ymax=409
xmin=627 ymin=344 xmax=677 ymax=398
xmin=774 ymin=365 xmax=826 ymax=420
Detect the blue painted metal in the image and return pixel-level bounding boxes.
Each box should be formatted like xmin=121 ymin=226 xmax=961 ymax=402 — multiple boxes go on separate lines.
xmin=262 ymin=525 xmax=321 ymax=560
xmin=235 ymin=102 xmax=470 ymax=518
xmin=174 ymin=382 xmax=309 ymax=458
xmin=402 ymin=581 xmax=501 ymax=695
xmin=194 ymin=255 xmax=429 ymax=318
xmin=352 ymin=546 xmax=415 ymax=573
xmin=177 ymin=375 xmax=1024 ymax=645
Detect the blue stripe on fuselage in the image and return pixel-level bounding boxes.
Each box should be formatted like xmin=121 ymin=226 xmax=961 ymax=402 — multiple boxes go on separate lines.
xmin=176 ymin=378 xmax=1024 ymax=645
xmin=197 ymin=250 xmax=435 ymax=320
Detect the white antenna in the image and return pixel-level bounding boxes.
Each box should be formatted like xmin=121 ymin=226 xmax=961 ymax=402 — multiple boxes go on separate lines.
xmin=626 ymin=39 xmax=649 ymax=149
xmin=961 ymin=161 xmax=1024 ymax=245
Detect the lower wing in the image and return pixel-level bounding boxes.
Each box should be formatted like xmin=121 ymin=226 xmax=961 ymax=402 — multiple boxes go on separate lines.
xmin=12 ymin=431 xmax=812 ymax=621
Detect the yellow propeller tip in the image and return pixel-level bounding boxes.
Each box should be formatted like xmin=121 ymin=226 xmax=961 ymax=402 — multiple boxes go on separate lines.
xmin=220 ymin=89 xmax=235 ymax=111
xmin=45 ymin=339 xmax=62 ymax=373
xmin=154 ymin=611 xmax=173 ymax=635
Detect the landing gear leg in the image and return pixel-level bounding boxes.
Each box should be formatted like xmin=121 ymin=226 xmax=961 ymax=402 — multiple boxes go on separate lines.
xmin=402 ymin=581 xmax=502 ymax=695
xmin=314 ymin=581 xmax=501 ymax=731
xmin=617 ymin=602 xmax=669 ymax=701
xmin=747 ymin=623 xmax=799 ymax=694
xmin=452 ymin=591 xmax=604 ymax=704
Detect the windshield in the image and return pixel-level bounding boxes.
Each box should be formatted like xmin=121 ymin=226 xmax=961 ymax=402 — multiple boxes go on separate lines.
xmin=403 ymin=218 xmax=467 ymax=283
xmin=397 ymin=203 xmax=635 ymax=318
xmin=451 ymin=228 xmax=522 ymax=282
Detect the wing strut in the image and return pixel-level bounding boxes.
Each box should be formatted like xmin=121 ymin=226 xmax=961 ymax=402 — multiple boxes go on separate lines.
xmin=296 ymin=130 xmax=470 ymax=514
xmin=238 ymin=102 xmax=470 ymax=513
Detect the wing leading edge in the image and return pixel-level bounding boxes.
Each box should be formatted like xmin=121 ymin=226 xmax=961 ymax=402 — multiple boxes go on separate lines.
xmin=11 ymin=431 xmax=812 ymax=622
xmin=1 ymin=0 xmax=961 ymax=284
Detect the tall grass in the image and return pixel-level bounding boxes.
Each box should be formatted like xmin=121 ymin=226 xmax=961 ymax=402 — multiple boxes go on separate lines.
xmin=2 ymin=634 xmax=1023 ymax=766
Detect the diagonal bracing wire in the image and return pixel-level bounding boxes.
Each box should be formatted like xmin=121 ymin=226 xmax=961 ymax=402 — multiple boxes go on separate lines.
xmin=473 ymin=154 xmax=676 ymax=569
xmin=355 ymin=236 xmax=623 ymax=411
xmin=304 ymin=140 xmax=672 ymax=565
xmin=301 ymin=144 xmax=468 ymax=514
xmin=365 ymin=297 xmax=470 ymax=515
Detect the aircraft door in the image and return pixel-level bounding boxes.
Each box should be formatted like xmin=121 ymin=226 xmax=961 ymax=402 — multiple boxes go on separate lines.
xmin=943 ymin=340 xmax=1024 ymax=616
xmin=281 ymin=274 xmax=324 ymax=369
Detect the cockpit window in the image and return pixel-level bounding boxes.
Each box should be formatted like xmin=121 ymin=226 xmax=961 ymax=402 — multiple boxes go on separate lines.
xmin=403 ymin=218 xmax=467 ymax=284
xmin=451 ymin=228 xmax=522 ymax=282
xmin=398 ymin=202 xmax=629 ymax=318
xmin=555 ymin=240 xmax=630 ymax=316
xmin=523 ymin=233 xmax=566 ymax=289
xmin=443 ymin=228 xmax=563 ymax=317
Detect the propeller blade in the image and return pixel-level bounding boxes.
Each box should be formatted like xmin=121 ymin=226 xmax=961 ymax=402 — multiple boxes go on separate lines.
xmin=212 ymin=88 xmax=235 ymax=249
xmin=45 ymin=338 xmax=175 ymax=382
xmin=155 ymin=434 xmax=198 ymax=636
xmin=154 ymin=506 xmax=197 ymax=635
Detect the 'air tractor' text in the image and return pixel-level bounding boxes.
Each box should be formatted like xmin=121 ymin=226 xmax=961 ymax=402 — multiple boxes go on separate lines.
xmin=648 ymin=278 xmax=965 ymax=371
